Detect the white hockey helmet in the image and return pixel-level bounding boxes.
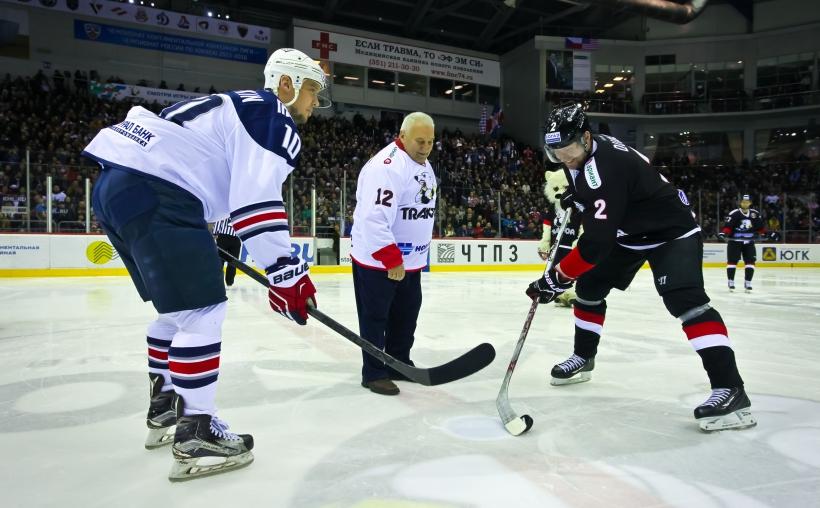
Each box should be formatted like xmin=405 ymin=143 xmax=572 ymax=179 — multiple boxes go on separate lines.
xmin=263 ymin=48 xmax=331 ymax=108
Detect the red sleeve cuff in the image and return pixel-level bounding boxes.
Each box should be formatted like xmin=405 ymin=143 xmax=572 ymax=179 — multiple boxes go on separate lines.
xmin=542 ymin=219 xmax=553 ymax=226
xmin=557 ymin=247 xmax=595 ymax=280
xmin=721 ymin=227 xmax=732 ymax=234
xmin=372 ymin=243 xmax=403 ymax=269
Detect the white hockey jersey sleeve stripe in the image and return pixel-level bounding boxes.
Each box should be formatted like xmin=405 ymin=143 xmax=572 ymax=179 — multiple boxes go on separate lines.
xmin=230 ymin=201 xmax=289 ymax=241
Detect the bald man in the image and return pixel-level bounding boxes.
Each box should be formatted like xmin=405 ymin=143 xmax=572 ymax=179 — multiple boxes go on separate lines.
xmin=350 ymin=112 xmax=437 ymax=395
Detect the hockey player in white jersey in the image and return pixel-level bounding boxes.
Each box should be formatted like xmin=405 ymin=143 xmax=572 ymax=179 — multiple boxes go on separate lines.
xmin=351 ymin=112 xmax=437 ymax=396
xmin=82 ymin=48 xmax=327 ymax=481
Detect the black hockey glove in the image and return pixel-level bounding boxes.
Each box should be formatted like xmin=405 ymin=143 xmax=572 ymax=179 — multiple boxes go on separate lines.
xmin=557 ymin=192 xmax=577 ymax=212
xmin=526 ymin=267 xmax=574 ymax=304
xmin=717 ymin=232 xmax=727 ymax=243
xmin=767 ymin=231 xmax=781 ymax=242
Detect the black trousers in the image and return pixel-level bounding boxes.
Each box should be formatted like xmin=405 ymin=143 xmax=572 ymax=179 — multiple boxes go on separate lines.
xmin=216 ymin=234 xmax=242 ymax=285
xmin=727 ymin=241 xmax=756 ymax=265
xmin=352 ymin=263 xmax=422 ymax=383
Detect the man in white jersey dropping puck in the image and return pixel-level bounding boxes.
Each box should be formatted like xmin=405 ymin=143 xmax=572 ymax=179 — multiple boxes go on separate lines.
xmin=351 ymin=112 xmax=437 ymax=396
xmin=82 ymin=48 xmax=328 ymax=481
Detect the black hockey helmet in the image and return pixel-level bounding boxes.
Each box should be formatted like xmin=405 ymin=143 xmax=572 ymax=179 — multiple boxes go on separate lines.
xmin=543 ymin=103 xmax=590 ymax=163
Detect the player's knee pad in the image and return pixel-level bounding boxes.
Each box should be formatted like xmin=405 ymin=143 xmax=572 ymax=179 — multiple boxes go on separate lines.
xmin=661 ymin=287 xmax=710 ymax=320
xmin=147 ymin=314 xmax=178 ymax=340
xmin=172 ymin=301 xmax=227 ymax=337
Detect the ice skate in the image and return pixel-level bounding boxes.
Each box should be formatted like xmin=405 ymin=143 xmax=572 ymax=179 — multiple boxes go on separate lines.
xmin=744 ymin=281 xmax=752 ymax=293
xmin=169 ymin=399 xmax=254 ymax=481
xmin=550 ymin=354 xmax=594 ymax=386
xmin=695 ymin=387 xmax=756 ymax=432
xmin=727 ymin=280 xmax=735 ymax=292
xmin=145 ymin=373 xmax=176 ymax=449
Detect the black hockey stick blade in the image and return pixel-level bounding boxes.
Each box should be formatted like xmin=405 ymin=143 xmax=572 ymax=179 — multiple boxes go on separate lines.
xmin=218 ymin=247 xmax=496 ymax=386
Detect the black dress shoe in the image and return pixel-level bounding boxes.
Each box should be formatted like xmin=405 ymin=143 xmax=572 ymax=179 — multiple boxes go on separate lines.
xmin=361 ymin=378 xmax=400 ymax=395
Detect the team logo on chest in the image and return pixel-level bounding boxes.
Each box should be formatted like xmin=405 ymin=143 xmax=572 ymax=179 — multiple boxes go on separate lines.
xmin=584 ymin=159 xmax=601 ymax=189
xmin=414 ymin=171 xmax=435 ymax=204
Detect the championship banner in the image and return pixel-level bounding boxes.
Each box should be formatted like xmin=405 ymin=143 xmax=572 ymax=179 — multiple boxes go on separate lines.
xmin=90 ymin=81 xmax=204 ymax=105
xmin=74 ymin=20 xmax=268 ymax=64
xmin=293 ymin=25 xmax=500 ymax=87
xmin=0 ymin=0 xmax=270 ymax=44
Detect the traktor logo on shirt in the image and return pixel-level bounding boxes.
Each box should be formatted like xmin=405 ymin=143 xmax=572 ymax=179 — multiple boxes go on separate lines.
xmin=414 ymin=172 xmax=435 ymax=204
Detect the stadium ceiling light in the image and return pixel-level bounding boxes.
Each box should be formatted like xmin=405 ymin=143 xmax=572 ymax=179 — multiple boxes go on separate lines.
xmin=595 ymin=89 xmax=605 ymax=93
xmin=613 ymin=76 xmax=624 ymax=81
xmin=343 ymin=76 xmax=359 ymax=80
xmin=454 ymin=84 xmax=463 ymax=90
xmin=371 ymin=80 xmax=385 ymax=84
xmin=225 ymin=15 xmax=230 ymax=19
xmin=444 ymin=89 xmax=452 ymax=94
xmin=207 ymin=11 xmax=213 ymax=17
xmin=603 ymin=83 xmax=614 ymax=88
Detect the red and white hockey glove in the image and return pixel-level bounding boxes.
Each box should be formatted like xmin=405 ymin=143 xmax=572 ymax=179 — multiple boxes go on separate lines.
xmin=266 ymin=257 xmax=316 ymax=325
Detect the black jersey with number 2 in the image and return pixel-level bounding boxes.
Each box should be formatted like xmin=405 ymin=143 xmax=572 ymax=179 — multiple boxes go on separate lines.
xmin=563 ymin=134 xmax=699 ymax=269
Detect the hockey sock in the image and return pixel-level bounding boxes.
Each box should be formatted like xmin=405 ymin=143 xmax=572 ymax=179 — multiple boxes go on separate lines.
xmin=745 ymin=265 xmax=754 ymax=282
xmin=572 ymin=300 xmax=606 ymax=359
xmin=726 ymin=265 xmax=736 ymax=281
xmin=682 ymin=308 xmax=743 ymax=388
xmin=167 ymin=302 xmax=227 ymax=417
xmin=147 ymin=316 xmax=178 ymax=392
xmin=169 ymin=332 xmax=221 ymax=416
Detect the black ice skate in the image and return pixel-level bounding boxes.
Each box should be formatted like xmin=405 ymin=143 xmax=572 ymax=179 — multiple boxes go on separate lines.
xmin=145 ymin=373 xmax=176 ymax=449
xmin=550 ymin=354 xmax=595 ymax=386
xmin=169 ymin=400 xmax=254 ymax=482
xmin=695 ymin=387 xmax=756 ymax=432
xmin=744 ymin=281 xmax=753 ymax=293
xmin=727 ymin=280 xmax=735 ymax=292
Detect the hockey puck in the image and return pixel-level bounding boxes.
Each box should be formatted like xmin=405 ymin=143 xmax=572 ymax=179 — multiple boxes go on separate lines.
xmin=521 ymin=414 xmax=534 ymax=433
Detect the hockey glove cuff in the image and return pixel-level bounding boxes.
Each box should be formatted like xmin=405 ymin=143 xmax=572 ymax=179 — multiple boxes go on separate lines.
xmin=526 ymin=267 xmax=574 ymax=304
xmin=266 ymin=257 xmax=317 ymax=325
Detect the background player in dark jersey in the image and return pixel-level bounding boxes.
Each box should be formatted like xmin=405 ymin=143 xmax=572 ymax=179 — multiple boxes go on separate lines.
xmin=537 ymin=169 xmax=581 ymax=307
xmin=526 ymin=104 xmax=755 ymax=432
xmin=720 ymin=194 xmax=766 ymax=292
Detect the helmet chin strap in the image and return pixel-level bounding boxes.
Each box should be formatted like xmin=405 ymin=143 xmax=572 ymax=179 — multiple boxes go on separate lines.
xmin=283 ymin=87 xmax=300 ymax=107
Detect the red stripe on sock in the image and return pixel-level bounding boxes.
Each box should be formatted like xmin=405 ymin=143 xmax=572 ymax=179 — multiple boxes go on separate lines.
xmin=169 ymin=357 xmax=220 ymax=375
xmin=683 ymin=321 xmax=728 ymax=340
xmin=574 ymin=307 xmax=605 ymax=325
xmin=148 ymin=348 xmax=168 ymax=360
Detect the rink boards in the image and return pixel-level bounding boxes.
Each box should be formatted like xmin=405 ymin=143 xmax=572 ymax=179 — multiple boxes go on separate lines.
xmin=1 ymin=234 xmax=818 ymax=277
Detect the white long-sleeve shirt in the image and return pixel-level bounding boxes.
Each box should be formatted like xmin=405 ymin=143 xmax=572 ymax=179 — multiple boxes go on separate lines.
xmin=350 ymin=139 xmax=436 ymax=271
xmin=82 ymin=89 xmax=299 ymax=270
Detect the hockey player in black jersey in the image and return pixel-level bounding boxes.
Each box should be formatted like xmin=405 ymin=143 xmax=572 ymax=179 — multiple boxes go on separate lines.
xmin=720 ymin=195 xmax=766 ymax=292
xmin=525 ymin=104 xmax=755 ymax=431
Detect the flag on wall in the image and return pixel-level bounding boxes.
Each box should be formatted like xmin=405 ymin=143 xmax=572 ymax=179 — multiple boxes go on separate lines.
xmin=486 ymin=104 xmax=504 ymax=138
xmin=479 ymin=104 xmax=488 ymax=135
xmin=565 ymin=37 xmax=599 ymax=50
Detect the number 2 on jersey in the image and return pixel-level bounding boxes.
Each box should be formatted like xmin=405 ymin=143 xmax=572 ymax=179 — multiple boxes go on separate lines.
xmin=375 ymin=188 xmax=393 ymax=207
xmin=594 ymin=199 xmax=607 ymax=219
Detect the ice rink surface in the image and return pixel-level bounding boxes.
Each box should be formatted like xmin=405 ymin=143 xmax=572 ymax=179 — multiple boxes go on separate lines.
xmin=1 ymin=267 xmax=819 ymax=508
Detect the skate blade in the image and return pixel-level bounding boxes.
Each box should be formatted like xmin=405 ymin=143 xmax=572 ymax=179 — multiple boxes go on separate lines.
xmin=698 ymin=408 xmax=757 ymax=432
xmin=168 ymin=452 xmax=254 ymax=482
xmin=145 ymin=425 xmax=176 ymax=449
xmin=550 ymin=372 xmax=592 ymax=386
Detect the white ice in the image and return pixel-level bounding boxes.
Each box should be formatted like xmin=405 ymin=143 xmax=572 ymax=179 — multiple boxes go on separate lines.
xmin=1 ymin=267 xmax=819 ymax=508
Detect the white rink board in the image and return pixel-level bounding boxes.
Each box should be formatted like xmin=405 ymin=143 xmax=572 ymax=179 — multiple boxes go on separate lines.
xmin=340 ymin=237 xmax=820 ymax=268
xmin=0 ymin=234 xmax=317 ymax=271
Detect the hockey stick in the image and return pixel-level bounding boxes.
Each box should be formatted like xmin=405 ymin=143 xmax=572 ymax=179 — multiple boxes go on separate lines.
xmin=218 ymin=246 xmax=496 ymax=386
xmin=496 ymin=207 xmax=573 ymax=436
